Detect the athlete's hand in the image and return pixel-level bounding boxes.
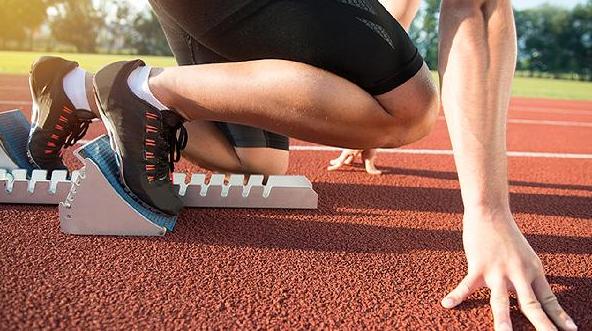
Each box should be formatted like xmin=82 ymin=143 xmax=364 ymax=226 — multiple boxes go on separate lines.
xmin=442 ymin=208 xmax=577 ymax=331
xmin=327 ymin=149 xmax=382 ymax=175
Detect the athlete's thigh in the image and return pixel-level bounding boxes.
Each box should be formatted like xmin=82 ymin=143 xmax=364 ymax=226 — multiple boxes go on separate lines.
xmin=151 ymin=0 xmax=290 ymax=155
xmin=154 ymin=0 xmax=425 ymax=95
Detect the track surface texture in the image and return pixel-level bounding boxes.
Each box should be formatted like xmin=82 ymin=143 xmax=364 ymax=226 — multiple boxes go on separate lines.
xmin=1 ymin=73 xmax=591 ymax=330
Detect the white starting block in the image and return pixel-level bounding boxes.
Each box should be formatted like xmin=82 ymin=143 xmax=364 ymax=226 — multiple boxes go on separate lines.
xmin=1 ymin=110 xmax=318 ymax=237
xmin=1 ymin=168 xmax=76 ymax=205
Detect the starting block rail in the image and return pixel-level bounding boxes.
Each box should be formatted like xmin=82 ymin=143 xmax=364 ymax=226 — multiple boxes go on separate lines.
xmin=1 ymin=168 xmax=77 ymax=205
xmin=1 ymin=109 xmax=318 ymax=236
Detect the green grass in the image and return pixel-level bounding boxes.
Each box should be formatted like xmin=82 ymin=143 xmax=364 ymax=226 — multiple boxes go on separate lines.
xmin=0 ymin=51 xmax=176 ymax=74
xmin=2 ymin=51 xmax=591 ymax=100
xmin=511 ymin=76 xmax=592 ymax=101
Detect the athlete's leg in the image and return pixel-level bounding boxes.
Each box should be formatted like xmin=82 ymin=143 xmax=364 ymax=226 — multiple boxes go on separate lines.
xmin=149 ymin=0 xmax=438 ymax=149
xmin=379 ymin=0 xmax=421 ymax=29
xmin=329 ymin=0 xmax=425 ymax=173
xmin=152 ymin=1 xmax=289 ymax=175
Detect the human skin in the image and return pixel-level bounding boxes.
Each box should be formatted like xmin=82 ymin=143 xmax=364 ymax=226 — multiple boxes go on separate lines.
xmin=438 ymin=0 xmax=577 ymax=330
xmin=328 ymin=0 xmax=421 ymax=175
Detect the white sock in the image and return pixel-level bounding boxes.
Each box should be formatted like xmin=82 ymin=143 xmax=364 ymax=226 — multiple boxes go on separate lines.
xmin=127 ymin=65 xmax=168 ymax=111
xmin=63 ymin=67 xmax=91 ymax=110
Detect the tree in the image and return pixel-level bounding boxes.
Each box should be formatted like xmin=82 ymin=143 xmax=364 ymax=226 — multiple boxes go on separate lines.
xmin=0 ymin=0 xmax=49 ymax=49
xmin=49 ymin=0 xmax=104 ymax=53
xmin=567 ymin=0 xmax=592 ymax=79
xmin=409 ymin=0 xmax=440 ymax=69
xmin=128 ymin=11 xmax=172 ymax=56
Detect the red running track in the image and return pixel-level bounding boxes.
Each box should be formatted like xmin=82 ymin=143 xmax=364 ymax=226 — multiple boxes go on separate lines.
xmin=0 ymin=74 xmax=591 ymax=330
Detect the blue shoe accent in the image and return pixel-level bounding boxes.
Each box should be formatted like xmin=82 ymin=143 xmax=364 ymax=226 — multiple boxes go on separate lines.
xmin=0 ymin=110 xmax=36 ymax=172
xmin=78 ymin=136 xmax=177 ymax=232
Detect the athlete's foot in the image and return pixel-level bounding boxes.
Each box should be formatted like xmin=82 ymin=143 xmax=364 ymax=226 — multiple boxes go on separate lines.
xmin=93 ymin=60 xmax=187 ymax=216
xmin=28 ymin=56 xmax=97 ymax=172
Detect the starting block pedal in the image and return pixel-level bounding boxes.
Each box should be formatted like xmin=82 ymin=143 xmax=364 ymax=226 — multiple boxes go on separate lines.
xmin=0 ymin=110 xmax=36 ymax=172
xmin=0 ymin=109 xmax=77 ymax=204
xmin=59 ymin=136 xmax=176 ymax=236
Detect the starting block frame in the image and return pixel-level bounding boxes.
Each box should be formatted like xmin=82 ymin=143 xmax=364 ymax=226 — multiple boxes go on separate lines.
xmin=1 ymin=109 xmax=318 ymax=236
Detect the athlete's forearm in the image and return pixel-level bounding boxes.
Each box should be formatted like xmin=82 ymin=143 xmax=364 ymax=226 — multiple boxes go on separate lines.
xmin=438 ymin=0 xmax=517 ymax=213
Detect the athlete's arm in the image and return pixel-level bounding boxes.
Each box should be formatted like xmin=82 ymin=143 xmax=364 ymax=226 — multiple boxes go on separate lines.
xmin=438 ymin=0 xmax=577 ymax=330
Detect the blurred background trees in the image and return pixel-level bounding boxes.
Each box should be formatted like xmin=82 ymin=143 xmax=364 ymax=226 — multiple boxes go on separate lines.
xmin=0 ymin=0 xmax=590 ymax=80
xmin=410 ymin=0 xmax=592 ymax=80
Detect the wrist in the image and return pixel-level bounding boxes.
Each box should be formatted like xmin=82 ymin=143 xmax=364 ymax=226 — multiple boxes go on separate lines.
xmin=463 ymin=200 xmax=512 ymax=220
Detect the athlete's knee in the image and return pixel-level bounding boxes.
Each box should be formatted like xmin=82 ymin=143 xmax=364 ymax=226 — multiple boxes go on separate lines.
xmin=377 ymin=66 xmax=439 ymax=147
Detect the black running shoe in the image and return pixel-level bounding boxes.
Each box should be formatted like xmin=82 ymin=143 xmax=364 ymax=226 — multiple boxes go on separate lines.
xmin=28 ymin=56 xmax=96 ymax=172
xmin=93 ymin=60 xmax=187 ymax=216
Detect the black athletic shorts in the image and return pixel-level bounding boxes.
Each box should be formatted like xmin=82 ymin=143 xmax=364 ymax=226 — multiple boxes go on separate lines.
xmin=149 ymin=0 xmax=424 ymax=150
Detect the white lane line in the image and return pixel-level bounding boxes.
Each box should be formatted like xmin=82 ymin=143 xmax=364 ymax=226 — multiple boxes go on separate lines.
xmin=289 ymin=145 xmax=592 ymax=159
xmin=76 ymin=139 xmax=592 ymax=159
xmin=438 ymin=116 xmax=592 ymax=128
xmin=508 ymin=118 xmax=592 ymax=127
xmin=0 ymin=100 xmax=32 ymax=106
xmin=0 ymin=86 xmax=26 ymax=91
xmin=512 ymin=106 xmax=592 ymax=116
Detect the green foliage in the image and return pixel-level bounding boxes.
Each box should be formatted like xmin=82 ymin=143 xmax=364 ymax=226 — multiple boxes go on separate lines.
xmin=409 ymin=0 xmax=440 ymax=69
xmin=410 ymin=1 xmax=592 ymax=80
xmin=0 ymin=0 xmax=49 ymax=48
xmin=128 ymin=11 xmax=172 ymax=56
xmin=49 ymin=0 xmax=104 ymax=53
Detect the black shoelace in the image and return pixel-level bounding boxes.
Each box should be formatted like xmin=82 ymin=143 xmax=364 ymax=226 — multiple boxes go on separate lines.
xmin=64 ymin=118 xmax=92 ymax=148
xmin=167 ymin=124 xmax=188 ymax=172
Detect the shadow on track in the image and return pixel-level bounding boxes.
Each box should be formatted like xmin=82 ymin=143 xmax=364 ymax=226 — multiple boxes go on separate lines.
xmin=333 ymin=164 xmax=592 ymax=192
xmin=167 ymin=209 xmax=592 ymax=255
xmin=311 ymin=182 xmax=592 ymax=219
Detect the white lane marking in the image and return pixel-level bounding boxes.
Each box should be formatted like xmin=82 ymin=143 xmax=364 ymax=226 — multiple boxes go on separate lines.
xmin=289 ymin=145 xmax=592 ymax=159
xmin=508 ymin=118 xmax=592 ymax=127
xmin=76 ymin=139 xmax=592 ymax=159
xmin=437 ymin=116 xmax=592 ymax=128
xmin=512 ymin=106 xmax=592 ymax=116
xmin=0 ymin=100 xmax=32 ymax=106
xmin=0 ymin=86 xmax=27 ymax=91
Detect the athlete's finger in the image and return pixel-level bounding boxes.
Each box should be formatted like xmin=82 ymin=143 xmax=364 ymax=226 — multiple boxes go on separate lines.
xmin=329 ymin=151 xmax=351 ymax=166
xmin=343 ymin=153 xmax=355 ymax=165
xmin=514 ymin=279 xmax=558 ymax=331
xmin=364 ymin=158 xmax=382 ymax=175
xmin=532 ymin=276 xmax=577 ymax=331
xmin=441 ymin=274 xmax=480 ymax=309
xmin=328 ymin=151 xmax=352 ymax=170
xmin=489 ymin=281 xmax=512 ymax=331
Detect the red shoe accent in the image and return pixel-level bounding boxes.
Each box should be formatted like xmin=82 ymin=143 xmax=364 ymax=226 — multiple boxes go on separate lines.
xmin=146 ymin=113 xmax=159 ymax=120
